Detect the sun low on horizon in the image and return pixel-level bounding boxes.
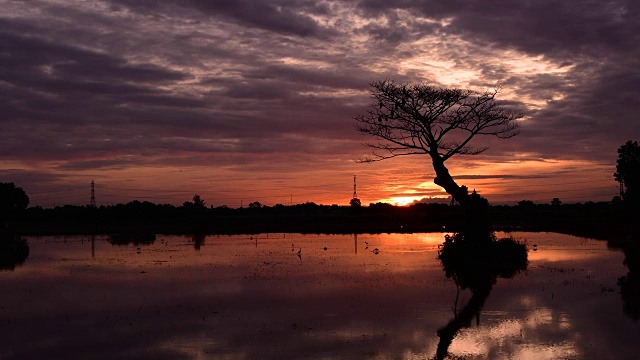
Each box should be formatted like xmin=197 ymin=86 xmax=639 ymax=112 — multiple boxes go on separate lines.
xmin=0 ymin=1 xmax=634 ymax=208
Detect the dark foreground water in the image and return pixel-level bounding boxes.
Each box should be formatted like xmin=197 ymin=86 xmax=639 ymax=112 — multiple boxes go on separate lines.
xmin=1 ymin=232 xmax=638 ymax=359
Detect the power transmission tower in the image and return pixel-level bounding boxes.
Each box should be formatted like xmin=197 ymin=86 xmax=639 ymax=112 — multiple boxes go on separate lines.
xmin=353 ymin=175 xmax=357 ymax=199
xmin=90 ymin=180 xmax=96 ymax=207
xmin=350 ymin=175 xmax=361 ymax=207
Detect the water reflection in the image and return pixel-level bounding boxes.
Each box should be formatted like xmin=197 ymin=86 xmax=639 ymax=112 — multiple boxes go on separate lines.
xmin=354 ymin=233 xmax=357 ymax=254
xmin=90 ymin=234 xmax=95 ymax=259
xmin=618 ymin=238 xmax=640 ymax=319
xmin=0 ymin=232 xmax=29 ymax=271
xmin=191 ymin=234 xmax=205 ymax=250
xmin=0 ymin=233 xmax=637 ymax=359
xmin=435 ymin=231 xmax=528 ymax=359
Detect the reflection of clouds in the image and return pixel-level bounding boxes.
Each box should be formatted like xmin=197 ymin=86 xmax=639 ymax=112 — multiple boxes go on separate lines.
xmin=445 ymin=306 xmax=580 ymax=359
xmin=513 ymin=344 xmax=580 ymax=360
xmin=157 ymin=337 xmax=245 ymax=360
xmin=2 ymin=233 xmax=638 ymax=359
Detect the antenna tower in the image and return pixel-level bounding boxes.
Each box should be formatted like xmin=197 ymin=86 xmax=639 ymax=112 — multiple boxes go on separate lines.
xmin=90 ymin=180 xmax=96 ymax=207
xmin=353 ymin=175 xmax=357 ymax=199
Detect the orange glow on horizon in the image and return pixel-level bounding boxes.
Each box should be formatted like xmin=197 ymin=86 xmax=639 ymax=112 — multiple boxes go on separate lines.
xmin=15 ymin=153 xmax=617 ymax=208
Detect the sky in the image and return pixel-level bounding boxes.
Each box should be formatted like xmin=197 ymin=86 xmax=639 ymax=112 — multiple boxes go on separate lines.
xmin=1 ymin=0 xmax=638 ymax=207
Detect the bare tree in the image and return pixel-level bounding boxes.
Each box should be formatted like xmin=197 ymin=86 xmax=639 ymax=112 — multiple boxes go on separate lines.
xmin=354 ymin=80 xmax=522 ymax=207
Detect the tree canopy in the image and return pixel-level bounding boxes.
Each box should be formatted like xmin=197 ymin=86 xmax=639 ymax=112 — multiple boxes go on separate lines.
xmin=0 ymin=182 xmax=29 ymax=212
xmin=355 ymin=80 xmax=522 ymax=206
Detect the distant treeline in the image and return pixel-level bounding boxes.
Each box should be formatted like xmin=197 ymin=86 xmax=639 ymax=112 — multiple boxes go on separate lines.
xmin=5 ymin=199 xmax=634 ymax=239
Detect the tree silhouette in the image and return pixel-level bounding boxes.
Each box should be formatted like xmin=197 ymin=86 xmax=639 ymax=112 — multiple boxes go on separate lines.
xmin=0 ymin=182 xmax=29 ymax=223
xmin=192 ymin=194 xmax=206 ymax=209
xmin=615 ymin=140 xmax=640 ymax=208
xmin=183 ymin=194 xmax=206 ymax=210
xmin=355 ymin=80 xmax=521 ymax=207
xmin=248 ymin=201 xmax=262 ymax=208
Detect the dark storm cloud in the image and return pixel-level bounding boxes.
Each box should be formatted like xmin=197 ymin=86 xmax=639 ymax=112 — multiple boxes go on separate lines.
xmin=0 ymin=169 xmax=65 ymax=186
xmin=240 ymin=64 xmax=370 ymax=90
xmin=516 ymin=62 xmax=640 ymax=161
xmin=111 ymin=0 xmax=332 ymax=38
xmin=0 ymin=17 xmax=200 ymax=145
xmin=357 ymin=0 xmax=640 ymax=59
xmin=1 ymin=1 xmax=372 ymax=172
xmin=0 ymin=21 xmax=187 ymax=85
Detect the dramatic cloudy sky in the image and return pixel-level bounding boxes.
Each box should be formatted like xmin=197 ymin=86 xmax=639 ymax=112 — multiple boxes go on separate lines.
xmin=1 ymin=0 xmax=638 ymax=207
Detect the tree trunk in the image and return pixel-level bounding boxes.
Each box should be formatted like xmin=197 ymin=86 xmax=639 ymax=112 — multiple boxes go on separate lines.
xmin=431 ymin=153 xmax=492 ymax=242
xmin=431 ymin=155 xmax=469 ymax=206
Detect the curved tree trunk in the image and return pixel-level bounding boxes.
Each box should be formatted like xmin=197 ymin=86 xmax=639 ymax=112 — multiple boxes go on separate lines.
xmin=431 ymin=154 xmax=470 ymax=206
xmin=431 ymin=153 xmax=492 ymax=242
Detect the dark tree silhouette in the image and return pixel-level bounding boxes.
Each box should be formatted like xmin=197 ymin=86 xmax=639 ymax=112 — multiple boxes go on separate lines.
xmin=182 ymin=194 xmax=207 ymax=210
xmin=618 ymin=239 xmax=640 ymax=320
xmin=0 ymin=182 xmax=29 ymax=224
xmin=349 ymin=197 xmax=362 ymax=207
xmin=0 ymin=182 xmax=29 ymax=211
xmin=192 ymin=194 xmax=206 ymax=209
xmin=355 ymin=80 xmax=521 ymax=207
xmin=0 ymin=233 xmax=29 ymax=270
xmin=248 ymin=201 xmax=262 ymax=208
xmin=615 ymin=140 xmax=640 ymax=207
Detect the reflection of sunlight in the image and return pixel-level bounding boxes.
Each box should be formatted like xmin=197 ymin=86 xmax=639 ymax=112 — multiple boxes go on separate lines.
xmin=513 ymin=344 xmax=580 ymax=360
xmin=159 ymin=336 xmax=245 ymax=360
xmin=415 ymin=233 xmax=453 ymax=246
xmin=446 ymin=306 xmax=580 ymax=360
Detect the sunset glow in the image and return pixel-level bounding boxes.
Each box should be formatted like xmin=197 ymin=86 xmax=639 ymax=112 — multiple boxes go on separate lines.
xmin=0 ymin=1 xmax=636 ymax=207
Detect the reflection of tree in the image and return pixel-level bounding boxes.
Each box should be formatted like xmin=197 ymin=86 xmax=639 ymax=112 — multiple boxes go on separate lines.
xmin=435 ymin=230 xmax=528 ymax=360
xmin=0 ymin=231 xmax=29 ymax=271
xmin=192 ymin=234 xmax=206 ymax=250
xmin=618 ymin=239 xmax=640 ymax=320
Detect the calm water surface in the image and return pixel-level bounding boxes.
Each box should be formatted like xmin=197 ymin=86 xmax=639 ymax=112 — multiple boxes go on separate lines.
xmin=1 ymin=232 xmax=638 ymax=359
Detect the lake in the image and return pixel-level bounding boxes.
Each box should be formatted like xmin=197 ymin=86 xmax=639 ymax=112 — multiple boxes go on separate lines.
xmin=1 ymin=232 xmax=638 ymax=359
